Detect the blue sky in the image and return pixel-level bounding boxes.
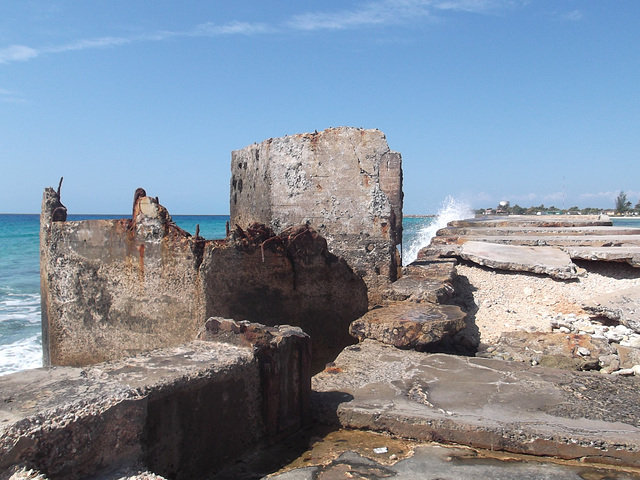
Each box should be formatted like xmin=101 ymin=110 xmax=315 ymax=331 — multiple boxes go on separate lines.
xmin=1 ymin=1 xmax=638 ymax=214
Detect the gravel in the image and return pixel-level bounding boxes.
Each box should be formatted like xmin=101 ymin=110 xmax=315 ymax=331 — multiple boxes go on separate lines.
xmin=454 ymin=260 xmax=640 ymax=345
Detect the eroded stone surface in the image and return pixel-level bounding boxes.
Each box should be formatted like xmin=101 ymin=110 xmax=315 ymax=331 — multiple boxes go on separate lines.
xmin=478 ymin=331 xmax=615 ymax=371
xmin=459 ymin=241 xmax=579 ymax=279
xmin=349 ymin=302 xmax=467 ymax=350
xmin=312 ymin=340 xmax=640 ymax=467
xmin=40 ymin=187 xmax=365 ymax=370
xmin=230 ymin=127 xmax=403 ymax=305
xmin=583 ymin=286 xmax=640 ymax=334
xmin=1 ymin=331 xmax=310 ymax=480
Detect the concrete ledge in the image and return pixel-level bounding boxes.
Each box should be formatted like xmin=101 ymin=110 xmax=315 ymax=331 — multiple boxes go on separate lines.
xmin=312 ymin=340 xmax=640 ymax=467
xmin=1 ymin=331 xmax=311 ymax=479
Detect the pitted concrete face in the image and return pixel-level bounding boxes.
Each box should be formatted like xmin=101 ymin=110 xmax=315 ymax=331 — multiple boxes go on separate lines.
xmin=312 ymin=340 xmax=640 ymax=467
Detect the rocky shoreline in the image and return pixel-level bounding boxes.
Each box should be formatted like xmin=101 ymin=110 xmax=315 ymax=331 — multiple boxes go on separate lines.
xmin=3 ymin=130 xmax=640 ymax=479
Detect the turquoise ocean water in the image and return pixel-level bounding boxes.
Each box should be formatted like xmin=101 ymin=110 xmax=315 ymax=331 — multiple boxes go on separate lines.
xmin=0 ymin=214 xmax=433 ymax=376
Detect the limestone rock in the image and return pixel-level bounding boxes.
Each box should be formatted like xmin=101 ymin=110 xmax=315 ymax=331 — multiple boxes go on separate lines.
xmin=616 ymin=344 xmax=640 ymax=370
xmin=478 ymin=332 xmax=614 ymax=371
xmin=384 ymin=261 xmax=456 ymax=304
xmin=583 ymin=286 xmax=640 ymax=334
xmin=459 ymin=241 xmax=579 ymax=280
xmin=349 ymin=302 xmax=466 ymax=351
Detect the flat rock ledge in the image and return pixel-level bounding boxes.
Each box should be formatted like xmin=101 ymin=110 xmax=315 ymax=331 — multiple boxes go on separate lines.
xmin=460 ymin=241 xmax=580 ymax=280
xmin=349 ymin=302 xmax=467 ymax=350
xmin=0 ymin=324 xmax=311 ymax=480
xmin=312 ymin=340 xmax=640 ymax=467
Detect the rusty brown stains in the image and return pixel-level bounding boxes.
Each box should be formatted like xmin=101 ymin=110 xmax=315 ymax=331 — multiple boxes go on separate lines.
xmin=324 ymin=366 xmax=343 ymax=374
xmin=138 ymin=244 xmax=145 ymax=272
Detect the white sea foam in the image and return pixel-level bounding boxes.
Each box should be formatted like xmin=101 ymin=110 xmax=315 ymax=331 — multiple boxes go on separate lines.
xmin=0 ymin=334 xmax=42 ymax=376
xmin=403 ymin=196 xmax=474 ymax=264
xmin=0 ymin=291 xmax=42 ymax=375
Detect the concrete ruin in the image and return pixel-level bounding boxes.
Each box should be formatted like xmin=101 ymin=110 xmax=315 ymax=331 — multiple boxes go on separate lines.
xmin=230 ymin=127 xmax=403 ymax=305
xmin=1 ymin=323 xmax=310 ymax=479
xmin=39 ymin=192 xmax=368 ymax=371
xmin=15 ymin=131 xmax=640 ymax=478
xmin=39 ymin=127 xmax=402 ymax=369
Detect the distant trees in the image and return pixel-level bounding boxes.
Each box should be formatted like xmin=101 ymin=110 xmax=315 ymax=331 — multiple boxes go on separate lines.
xmin=615 ymin=191 xmax=632 ymax=214
xmin=473 ymin=194 xmax=640 ymax=216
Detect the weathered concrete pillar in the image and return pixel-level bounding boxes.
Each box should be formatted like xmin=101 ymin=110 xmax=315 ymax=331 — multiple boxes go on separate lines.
xmin=230 ymin=127 xmax=403 ymax=306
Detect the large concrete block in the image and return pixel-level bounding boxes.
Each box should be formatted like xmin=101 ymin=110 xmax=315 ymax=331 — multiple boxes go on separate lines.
xmin=1 ymin=332 xmax=311 ymax=480
xmin=230 ymin=127 xmax=403 ymax=305
xmin=40 ymin=188 xmax=206 ymax=366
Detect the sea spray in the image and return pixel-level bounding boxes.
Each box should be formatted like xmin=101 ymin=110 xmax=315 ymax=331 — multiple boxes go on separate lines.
xmin=403 ymin=196 xmax=474 ymax=265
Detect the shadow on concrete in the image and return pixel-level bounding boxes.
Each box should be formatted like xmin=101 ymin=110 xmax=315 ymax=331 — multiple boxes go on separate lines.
xmin=448 ymin=269 xmax=480 ymax=355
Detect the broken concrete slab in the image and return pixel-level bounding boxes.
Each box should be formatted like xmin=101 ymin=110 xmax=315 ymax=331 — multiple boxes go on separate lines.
xmin=563 ymin=246 xmax=640 ymax=267
xmin=477 ymin=331 xmax=615 ymax=371
xmin=459 ymin=241 xmax=579 ymax=279
xmin=267 ymin=444 xmax=640 ymax=480
xmin=383 ymin=261 xmax=456 ymax=304
xmin=432 ymin=234 xmax=640 ymax=248
xmin=1 ymin=329 xmax=311 ymax=480
xmin=349 ymin=303 xmax=467 ymax=351
xmin=437 ymin=225 xmax=640 ymax=237
xmin=447 ymin=215 xmax=612 ymax=228
xmin=312 ymin=340 xmax=640 ymax=467
xmin=583 ymin=286 xmax=640 ymax=334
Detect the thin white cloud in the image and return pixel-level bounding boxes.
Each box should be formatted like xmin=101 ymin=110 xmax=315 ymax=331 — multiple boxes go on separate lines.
xmin=285 ymin=0 xmax=519 ymax=31
xmin=0 ymin=45 xmax=39 ymax=64
xmin=191 ymin=21 xmax=274 ymax=36
xmin=0 ymin=87 xmax=26 ymax=103
xmin=44 ymin=36 xmax=132 ymax=54
xmin=562 ymin=10 xmax=583 ymax=21
xmin=579 ymin=191 xmax=618 ymax=200
xmin=0 ymin=1 xmax=524 ymax=65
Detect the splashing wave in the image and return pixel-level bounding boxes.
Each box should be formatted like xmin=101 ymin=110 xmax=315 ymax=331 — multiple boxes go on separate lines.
xmin=403 ymin=196 xmax=474 ymax=265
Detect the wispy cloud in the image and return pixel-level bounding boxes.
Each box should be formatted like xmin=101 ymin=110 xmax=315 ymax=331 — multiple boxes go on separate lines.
xmin=0 ymin=87 xmax=26 ymax=103
xmin=0 ymin=0 xmax=524 ymax=65
xmin=0 ymin=45 xmax=39 ymax=64
xmin=561 ymin=10 xmax=583 ymax=21
xmin=191 ymin=21 xmax=274 ymax=36
xmin=286 ymin=0 xmax=521 ymax=31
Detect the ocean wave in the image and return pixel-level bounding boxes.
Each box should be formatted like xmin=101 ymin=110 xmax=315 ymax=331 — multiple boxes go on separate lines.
xmin=403 ymin=196 xmax=473 ymax=264
xmin=0 ymin=334 xmax=43 ymax=376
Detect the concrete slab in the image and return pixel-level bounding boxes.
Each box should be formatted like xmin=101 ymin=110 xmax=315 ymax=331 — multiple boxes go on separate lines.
xmin=267 ymin=446 xmax=640 ymax=479
xmin=563 ymin=246 xmax=640 ymax=267
xmin=459 ymin=241 xmax=579 ymax=279
xmin=433 ymin=234 xmax=640 ymax=247
xmin=349 ymin=302 xmax=467 ymax=350
xmin=448 ymin=215 xmax=612 ymax=228
xmin=312 ymin=340 xmax=640 ymax=467
xmin=583 ymin=286 xmax=640 ymax=334
xmin=438 ymin=225 xmax=640 ymax=237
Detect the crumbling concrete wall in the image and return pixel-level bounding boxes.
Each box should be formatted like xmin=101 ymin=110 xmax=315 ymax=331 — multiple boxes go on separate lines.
xmin=40 ymin=189 xmax=367 ymax=370
xmin=0 ymin=325 xmax=310 ymax=480
xmin=40 ymin=188 xmax=207 ymax=366
xmin=230 ymin=127 xmax=403 ymax=305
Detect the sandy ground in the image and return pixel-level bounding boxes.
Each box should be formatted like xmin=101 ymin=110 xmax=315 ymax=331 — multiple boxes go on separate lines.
xmin=454 ymin=259 xmax=640 ymax=345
